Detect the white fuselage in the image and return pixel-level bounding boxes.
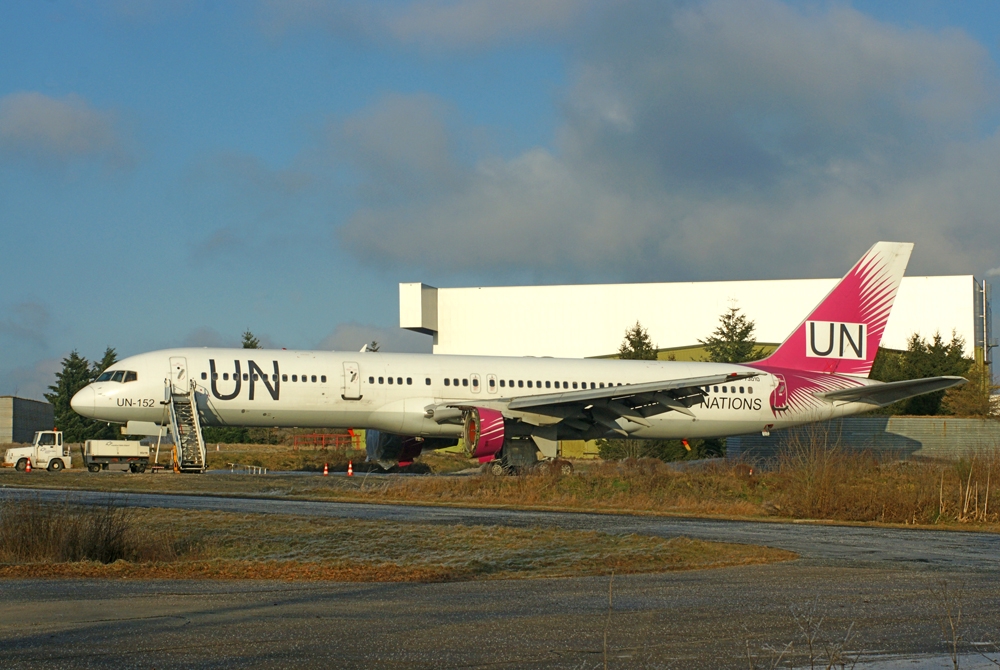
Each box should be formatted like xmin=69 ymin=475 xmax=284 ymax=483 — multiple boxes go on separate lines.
xmin=71 ymin=347 xmax=873 ymax=440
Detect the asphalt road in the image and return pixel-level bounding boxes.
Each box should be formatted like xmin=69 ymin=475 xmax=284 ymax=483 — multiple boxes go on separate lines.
xmin=1 ymin=487 xmax=999 ymax=668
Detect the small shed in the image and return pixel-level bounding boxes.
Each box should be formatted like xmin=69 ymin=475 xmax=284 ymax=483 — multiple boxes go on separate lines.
xmin=0 ymin=396 xmax=55 ymax=444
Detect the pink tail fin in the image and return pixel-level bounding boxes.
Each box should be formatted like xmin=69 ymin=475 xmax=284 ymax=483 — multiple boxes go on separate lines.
xmin=759 ymin=242 xmax=913 ymax=377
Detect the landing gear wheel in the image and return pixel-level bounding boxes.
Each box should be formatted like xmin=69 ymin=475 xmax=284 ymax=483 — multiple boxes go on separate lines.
xmin=47 ymin=459 xmax=64 ymax=472
xmin=88 ymin=464 xmax=101 ymax=473
xmin=15 ymin=459 xmax=27 ymax=472
xmin=138 ymin=464 xmax=147 ymax=473
xmin=557 ymin=460 xmax=573 ymax=476
xmin=487 ymin=459 xmax=507 ymax=476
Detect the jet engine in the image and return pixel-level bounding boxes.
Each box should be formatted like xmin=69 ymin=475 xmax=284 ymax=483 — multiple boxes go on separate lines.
xmin=463 ymin=407 xmax=505 ymax=461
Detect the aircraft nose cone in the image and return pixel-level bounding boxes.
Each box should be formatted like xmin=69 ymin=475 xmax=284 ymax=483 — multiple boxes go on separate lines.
xmin=70 ymin=386 xmax=96 ymax=418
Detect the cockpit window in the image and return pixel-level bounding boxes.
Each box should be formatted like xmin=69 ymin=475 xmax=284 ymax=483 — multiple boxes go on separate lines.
xmin=96 ymin=371 xmax=115 ymax=382
xmin=111 ymin=371 xmax=125 ymax=383
xmin=124 ymin=371 xmax=137 ymax=383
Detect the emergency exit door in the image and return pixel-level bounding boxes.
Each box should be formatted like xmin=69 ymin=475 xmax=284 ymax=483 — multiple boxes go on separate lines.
xmin=342 ymin=362 xmax=362 ymax=400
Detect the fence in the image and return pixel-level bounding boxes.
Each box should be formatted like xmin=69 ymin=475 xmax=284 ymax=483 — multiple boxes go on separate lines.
xmin=291 ymin=433 xmax=361 ymax=451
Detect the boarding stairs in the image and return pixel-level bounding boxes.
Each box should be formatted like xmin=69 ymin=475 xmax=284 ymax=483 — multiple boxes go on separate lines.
xmin=167 ymin=380 xmax=207 ymax=473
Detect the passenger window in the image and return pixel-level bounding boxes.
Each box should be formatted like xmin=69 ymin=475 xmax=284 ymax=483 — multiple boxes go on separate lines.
xmin=518 ymin=380 xmax=524 ymax=388
xmin=500 ymin=380 xmax=506 ymax=388
xmin=406 ymin=378 xmax=412 ymax=385
xmin=125 ymin=371 xmax=137 ymax=382
xmin=321 ymin=376 xmax=327 ymax=383
xmin=489 ymin=379 xmax=495 ymax=387
xmin=462 ymin=379 xmax=468 ymax=387
xmin=200 ymin=372 xmax=207 ymax=380
xmin=473 ymin=378 xmax=479 ymax=387
xmin=748 ymin=386 xmax=753 ymax=394
xmin=536 ymin=381 xmax=542 ymax=388
xmin=572 ymin=382 xmax=578 ymax=389
xmin=213 ymin=373 xmax=219 ymax=381
xmin=397 ymin=377 xmax=402 ymax=385
xmin=251 ymin=374 xmax=258 ymax=381
xmin=111 ymin=371 xmax=125 ymax=383
xmin=224 ymin=373 xmax=230 ymax=381
xmin=509 ymin=380 xmax=514 ymax=387
xmin=454 ymin=378 xmax=459 ymax=386
xmin=378 ymin=377 xmax=384 ymax=384
xmin=527 ymin=381 xmax=533 ymax=388
xmin=425 ymin=378 xmax=431 ymax=385
xmin=284 ymin=375 xmax=290 ymax=382
xmin=368 ymin=376 xmax=374 ymax=384
xmin=563 ymin=382 xmax=568 ymax=389
xmin=292 ymin=375 xmax=298 ymax=382
xmin=713 ymin=386 xmax=718 ymax=392
xmin=444 ymin=378 xmax=450 ymax=386
xmin=740 ymin=386 xmax=744 ymax=393
xmin=599 ymin=383 xmax=604 ymax=388
xmin=243 ymin=373 xmax=249 ymax=381
xmin=388 ymin=377 xmax=394 ymax=384
xmin=545 ymin=381 xmax=551 ymax=388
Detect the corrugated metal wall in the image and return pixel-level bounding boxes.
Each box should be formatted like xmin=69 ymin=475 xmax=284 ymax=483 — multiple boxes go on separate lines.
xmin=728 ymin=416 xmax=1000 ymax=461
xmin=0 ymin=397 xmax=54 ymax=444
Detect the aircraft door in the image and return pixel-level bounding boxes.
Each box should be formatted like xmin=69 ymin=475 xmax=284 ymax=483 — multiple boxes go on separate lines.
xmin=342 ymin=362 xmax=362 ymax=400
xmin=471 ymin=373 xmax=481 ymax=394
xmin=486 ymin=374 xmax=498 ymax=394
xmin=169 ymin=357 xmax=188 ymax=394
xmin=770 ymin=374 xmax=788 ymax=411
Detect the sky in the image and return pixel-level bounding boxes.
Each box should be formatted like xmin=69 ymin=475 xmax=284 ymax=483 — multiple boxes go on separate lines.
xmin=2 ymin=0 xmax=1000 ymax=401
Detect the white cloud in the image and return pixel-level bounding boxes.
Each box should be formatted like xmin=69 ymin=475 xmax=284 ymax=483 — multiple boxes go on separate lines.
xmin=0 ymin=92 xmax=133 ymax=167
xmin=335 ymin=0 xmax=1000 ymax=281
xmin=0 ymin=302 xmax=52 ymax=349
xmin=258 ymin=0 xmax=591 ymax=48
xmin=1 ymin=357 xmax=62 ymax=402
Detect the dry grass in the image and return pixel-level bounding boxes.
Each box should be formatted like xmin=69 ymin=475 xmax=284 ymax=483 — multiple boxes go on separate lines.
xmin=7 ymin=434 xmax=1000 ymax=528
xmin=0 ymin=498 xmax=792 ymax=580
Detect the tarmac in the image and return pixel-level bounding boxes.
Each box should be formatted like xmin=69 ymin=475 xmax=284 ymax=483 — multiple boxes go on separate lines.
xmin=1 ymin=487 xmax=999 ymax=668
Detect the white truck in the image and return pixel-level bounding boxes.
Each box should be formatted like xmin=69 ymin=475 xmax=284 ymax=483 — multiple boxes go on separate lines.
xmin=3 ymin=430 xmax=73 ymax=472
xmin=82 ymin=440 xmax=150 ymax=473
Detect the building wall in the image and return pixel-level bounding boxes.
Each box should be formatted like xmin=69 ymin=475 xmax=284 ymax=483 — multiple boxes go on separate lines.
xmin=401 ymin=276 xmax=978 ymax=359
xmin=0 ymin=397 xmax=55 ymax=444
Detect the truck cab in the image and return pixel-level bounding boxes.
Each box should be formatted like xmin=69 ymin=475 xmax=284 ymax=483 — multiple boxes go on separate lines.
xmin=3 ymin=431 xmax=73 ymax=472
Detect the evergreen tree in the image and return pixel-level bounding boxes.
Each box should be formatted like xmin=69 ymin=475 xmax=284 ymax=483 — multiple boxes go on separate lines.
xmin=869 ymin=332 xmax=972 ymax=415
xmin=368 ymin=340 xmax=380 ymax=352
xmin=241 ymin=330 xmax=261 ymax=349
xmin=942 ymin=363 xmax=997 ymax=417
xmin=45 ymin=351 xmax=98 ymax=443
xmin=618 ymin=322 xmax=657 ymax=360
xmin=699 ymin=306 xmax=766 ymax=363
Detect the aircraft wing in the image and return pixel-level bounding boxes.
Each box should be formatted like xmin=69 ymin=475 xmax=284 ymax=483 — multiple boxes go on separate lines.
xmin=499 ymin=371 xmax=758 ymax=436
xmin=816 ymin=376 xmax=967 ymax=407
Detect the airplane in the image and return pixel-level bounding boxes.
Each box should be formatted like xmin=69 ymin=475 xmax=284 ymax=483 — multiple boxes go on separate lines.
xmin=71 ymin=241 xmax=966 ymax=472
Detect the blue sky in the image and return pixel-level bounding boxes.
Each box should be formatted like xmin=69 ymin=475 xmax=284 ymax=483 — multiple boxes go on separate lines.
xmin=2 ymin=0 xmax=1000 ymax=400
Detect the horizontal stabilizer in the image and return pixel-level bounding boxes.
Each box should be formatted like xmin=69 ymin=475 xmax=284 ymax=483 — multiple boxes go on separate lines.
xmin=816 ymin=376 xmax=966 ymax=407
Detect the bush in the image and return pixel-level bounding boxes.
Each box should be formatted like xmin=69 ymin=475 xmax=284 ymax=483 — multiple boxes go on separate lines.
xmin=0 ymin=496 xmax=187 ymax=564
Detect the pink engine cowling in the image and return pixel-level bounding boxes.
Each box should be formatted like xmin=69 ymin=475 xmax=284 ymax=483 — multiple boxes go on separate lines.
xmin=463 ymin=407 xmax=505 ymax=462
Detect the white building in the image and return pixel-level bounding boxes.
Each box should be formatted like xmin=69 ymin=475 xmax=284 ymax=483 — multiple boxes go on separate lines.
xmin=400 ymin=276 xmax=991 ymax=364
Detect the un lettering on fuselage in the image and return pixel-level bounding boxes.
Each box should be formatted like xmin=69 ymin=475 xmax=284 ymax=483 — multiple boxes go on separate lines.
xmin=209 ymin=359 xmax=280 ymax=401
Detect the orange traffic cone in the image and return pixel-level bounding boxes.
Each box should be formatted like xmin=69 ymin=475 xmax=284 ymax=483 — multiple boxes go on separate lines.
xmin=323 ymin=463 xmax=329 ymax=476
xmin=25 ymin=460 xmax=31 ymax=473
xmin=347 ymin=460 xmax=354 ymax=477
